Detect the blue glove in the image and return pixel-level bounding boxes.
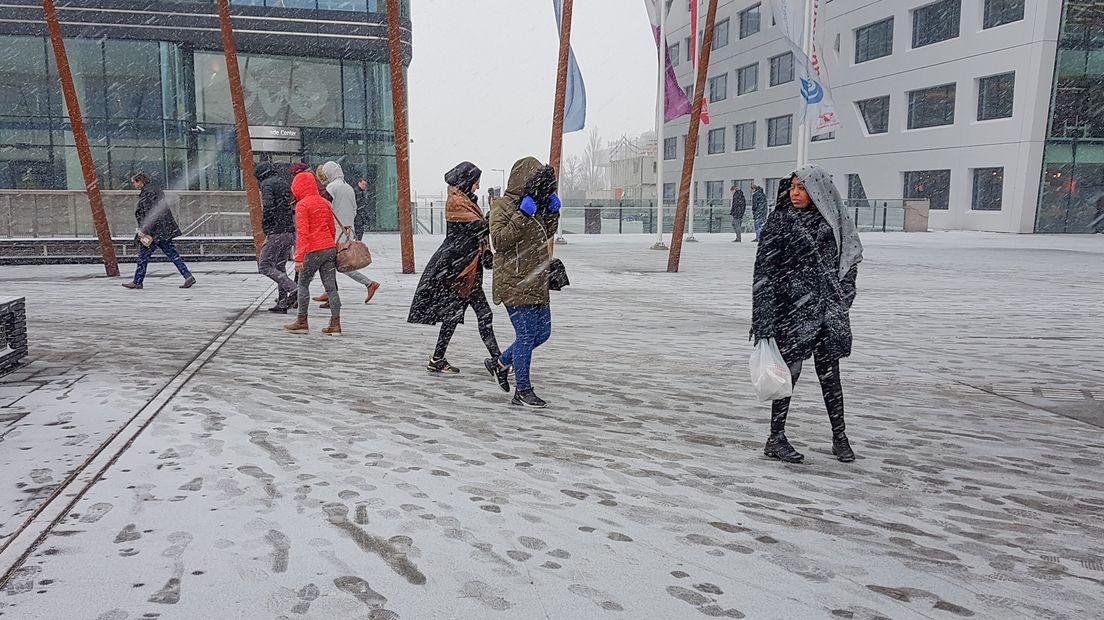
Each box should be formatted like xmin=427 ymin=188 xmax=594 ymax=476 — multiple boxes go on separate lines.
xmin=549 ymin=194 xmax=561 ymax=213
xmin=520 ymin=196 xmax=538 ymax=217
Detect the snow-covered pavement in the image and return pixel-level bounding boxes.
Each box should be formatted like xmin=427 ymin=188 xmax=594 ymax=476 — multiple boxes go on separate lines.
xmin=1 ymin=232 xmax=1102 ymax=619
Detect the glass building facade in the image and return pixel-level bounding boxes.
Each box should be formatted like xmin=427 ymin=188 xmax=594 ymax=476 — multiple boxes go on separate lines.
xmin=1037 ymin=0 xmax=1104 ymax=233
xmin=0 ymin=0 xmax=410 ymax=231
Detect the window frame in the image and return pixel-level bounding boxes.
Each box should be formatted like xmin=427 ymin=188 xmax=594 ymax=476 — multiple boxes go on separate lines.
xmin=766 ymin=115 xmax=793 ymax=147
xmin=708 ymin=73 xmax=728 ymax=103
xmin=769 ymin=52 xmax=794 ymax=87
xmin=911 ymin=0 xmax=961 ymax=49
xmin=855 ymin=17 xmax=894 ymax=64
xmin=739 ymin=4 xmax=762 ymax=39
xmin=903 ymin=169 xmax=951 ymax=210
xmin=856 ymin=95 xmax=891 ymax=135
xmin=971 ymin=167 xmax=1004 ymax=211
xmin=907 ymin=83 xmax=957 ymax=130
xmin=983 ymin=0 xmax=1026 ymax=30
xmin=734 ymin=121 xmax=756 ymax=151
xmin=737 ymin=63 xmax=759 ymax=96
xmin=707 ymin=126 xmax=726 ymax=155
xmin=977 ymin=71 xmax=1015 ymax=121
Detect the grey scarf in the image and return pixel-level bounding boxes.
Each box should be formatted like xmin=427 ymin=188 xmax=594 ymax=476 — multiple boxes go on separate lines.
xmin=793 ymin=164 xmax=863 ymax=280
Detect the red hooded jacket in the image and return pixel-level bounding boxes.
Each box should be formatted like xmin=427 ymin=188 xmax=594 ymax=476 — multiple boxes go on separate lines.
xmin=292 ymin=172 xmax=336 ymax=263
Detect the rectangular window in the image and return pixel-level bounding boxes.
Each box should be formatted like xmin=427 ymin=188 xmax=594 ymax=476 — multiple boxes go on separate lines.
xmin=664 ymin=136 xmax=677 ymax=160
xmin=769 ymin=52 xmax=794 ymax=87
xmin=978 ymin=72 xmax=1015 ymax=121
xmin=856 ymin=17 xmax=894 ymax=64
xmin=705 ymin=180 xmax=725 ymax=205
xmin=739 ymin=4 xmax=762 ymax=39
xmin=684 ymin=37 xmax=692 ymax=61
xmin=737 ymin=63 xmax=759 ymax=95
xmin=847 ymin=174 xmax=869 ymax=202
xmin=903 ymin=169 xmax=951 ymax=210
xmin=670 ymin=43 xmax=680 ymax=67
xmin=857 ymin=96 xmax=890 ymax=134
xmin=663 ymin=182 xmax=676 ymax=204
xmin=713 ymin=18 xmax=730 ymax=49
xmin=983 ymin=0 xmax=1025 ymax=29
xmin=767 ymin=115 xmax=793 ymax=147
xmin=912 ymin=0 xmax=960 ymax=48
xmin=908 ymin=83 xmax=956 ymax=129
xmin=708 ymin=74 xmax=728 ymax=103
xmin=684 ymin=85 xmax=694 ymax=102
xmin=811 ymin=132 xmax=835 ymax=141
xmin=707 ymin=127 xmax=726 ymax=154
xmin=734 ymin=121 xmax=756 ymax=151
xmin=972 ymin=167 xmax=1004 ymax=211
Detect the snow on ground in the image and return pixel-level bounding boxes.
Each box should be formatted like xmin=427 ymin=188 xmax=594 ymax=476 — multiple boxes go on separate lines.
xmin=1 ymin=232 xmax=1102 ymax=619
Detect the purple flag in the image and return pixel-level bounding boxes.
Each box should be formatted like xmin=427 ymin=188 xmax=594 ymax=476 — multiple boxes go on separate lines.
xmin=644 ymin=0 xmax=692 ymax=122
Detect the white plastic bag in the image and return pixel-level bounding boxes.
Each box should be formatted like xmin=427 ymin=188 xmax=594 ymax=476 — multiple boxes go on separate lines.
xmin=749 ymin=338 xmax=793 ymax=401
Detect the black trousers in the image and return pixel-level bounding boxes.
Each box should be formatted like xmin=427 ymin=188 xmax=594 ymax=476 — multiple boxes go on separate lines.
xmin=433 ymin=288 xmax=501 ymax=361
xmin=770 ymin=337 xmax=846 ymax=436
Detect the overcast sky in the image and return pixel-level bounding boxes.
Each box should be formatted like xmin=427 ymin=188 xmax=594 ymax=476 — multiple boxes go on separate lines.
xmin=407 ymin=0 xmax=657 ymax=198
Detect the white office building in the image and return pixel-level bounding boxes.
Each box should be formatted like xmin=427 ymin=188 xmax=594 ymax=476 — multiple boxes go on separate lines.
xmin=662 ymin=0 xmax=1103 ymax=233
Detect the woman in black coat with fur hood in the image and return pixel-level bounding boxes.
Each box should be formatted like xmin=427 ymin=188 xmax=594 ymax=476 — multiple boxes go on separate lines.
xmin=752 ymin=165 xmax=863 ymax=464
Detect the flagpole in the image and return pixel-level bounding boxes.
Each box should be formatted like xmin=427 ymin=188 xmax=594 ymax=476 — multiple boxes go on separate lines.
xmin=549 ymin=0 xmax=575 ymax=248
xmin=796 ymin=0 xmax=814 ymax=168
xmin=651 ymin=1 xmax=668 ymax=250
xmin=386 ymin=0 xmax=415 ymax=273
xmin=686 ymin=3 xmax=699 ymax=244
xmin=667 ymin=0 xmax=718 ymax=273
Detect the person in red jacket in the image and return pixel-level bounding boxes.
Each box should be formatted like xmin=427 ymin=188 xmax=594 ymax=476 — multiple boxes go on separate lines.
xmin=285 ymin=171 xmax=342 ymax=335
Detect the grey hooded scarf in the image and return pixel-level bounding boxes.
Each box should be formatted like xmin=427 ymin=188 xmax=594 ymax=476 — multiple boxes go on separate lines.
xmin=793 ymin=164 xmax=863 ymax=280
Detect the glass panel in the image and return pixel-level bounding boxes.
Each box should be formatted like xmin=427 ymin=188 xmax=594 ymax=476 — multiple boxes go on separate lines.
xmin=903 ymin=169 xmax=951 ymax=210
xmin=708 ymin=74 xmax=727 ymax=103
xmin=670 ymin=43 xmax=680 ymax=67
xmin=972 ymin=167 xmax=1004 ymax=210
xmin=856 ymin=18 xmax=894 ymax=64
xmin=707 ymin=127 xmax=725 ymax=154
xmin=739 ymin=4 xmax=761 ymax=39
xmin=0 ymin=37 xmax=52 ymax=118
xmin=738 ymin=63 xmax=758 ymax=95
xmin=343 ymin=60 xmax=366 ymax=128
xmin=767 ymin=115 xmax=792 ymax=147
xmin=857 ymin=96 xmax=890 ymax=134
xmin=978 ymin=72 xmax=1015 ymax=121
xmin=713 ymin=19 xmax=729 ymax=49
xmin=908 ymin=84 xmax=955 ymax=129
xmin=735 ymin=121 xmax=756 ymax=151
xmin=769 ymin=53 xmax=794 ymax=86
xmin=104 ymin=40 xmax=163 ymax=120
xmin=983 ymin=0 xmax=1026 ymax=29
xmin=664 ymin=137 xmax=677 ymax=160
xmin=55 ymin=38 xmax=107 ymax=119
xmin=912 ymin=0 xmax=960 ymax=49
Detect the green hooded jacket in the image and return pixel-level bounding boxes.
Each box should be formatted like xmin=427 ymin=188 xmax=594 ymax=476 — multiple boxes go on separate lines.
xmin=489 ymin=157 xmax=561 ymax=307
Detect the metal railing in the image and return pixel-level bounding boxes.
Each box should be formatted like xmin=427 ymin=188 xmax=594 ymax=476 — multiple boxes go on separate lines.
xmin=413 ymin=198 xmax=928 ymax=235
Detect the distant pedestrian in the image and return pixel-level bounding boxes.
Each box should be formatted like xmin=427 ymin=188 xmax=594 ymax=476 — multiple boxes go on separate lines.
xmin=122 ymin=172 xmax=194 ymax=290
xmin=487 ymin=157 xmax=561 ymax=408
xmin=751 ymin=184 xmax=768 ymax=242
xmin=1094 ymin=195 xmax=1104 ymax=234
xmin=285 ymin=172 xmax=342 ymax=335
xmin=315 ymin=162 xmax=380 ymax=306
xmin=408 ymin=162 xmax=502 ymax=376
xmin=730 ymin=184 xmax=747 ymax=242
xmin=355 ymin=179 xmax=373 ymax=240
xmin=255 ymin=162 xmax=298 ymax=313
xmin=751 ymin=165 xmax=863 ymax=464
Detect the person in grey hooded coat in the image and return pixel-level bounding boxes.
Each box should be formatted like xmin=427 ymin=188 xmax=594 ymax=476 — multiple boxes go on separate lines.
xmin=316 ymin=161 xmax=380 ymax=305
xmin=751 ymin=165 xmax=863 ymax=465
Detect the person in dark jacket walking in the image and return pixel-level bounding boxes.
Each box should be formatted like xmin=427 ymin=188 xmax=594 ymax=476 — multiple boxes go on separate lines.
xmin=355 ymin=179 xmax=373 ymax=240
xmin=751 ymin=165 xmax=863 ymax=464
xmin=408 ymin=162 xmax=502 ymax=375
xmin=486 ymin=157 xmax=561 ymax=408
xmin=750 ymin=184 xmax=768 ymax=242
xmin=122 ymin=172 xmax=194 ymax=290
xmin=284 ymin=172 xmax=342 ymax=336
xmin=730 ymin=184 xmax=747 ymax=242
xmin=255 ymin=162 xmax=298 ymax=313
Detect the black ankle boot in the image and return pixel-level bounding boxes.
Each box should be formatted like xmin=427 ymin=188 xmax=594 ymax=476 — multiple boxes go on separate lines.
xmin=511 ymin=388 xmax=547 ymax=408
xmin=764 ymin=433 xmax=804 ymax=463
xmin=832 ymin=432 xmax=855 ymax=462
xmin=427 ymin=358 xmax=460 ymax=374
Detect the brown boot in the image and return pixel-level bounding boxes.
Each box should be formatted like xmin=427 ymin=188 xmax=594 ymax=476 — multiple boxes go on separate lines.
xmin=312 ymin=292 xmax=328 ymax=302
xmin=284 ymin=316 xmax=309 ymax=334
xmin=364 ymin=281 xmax=380 ymax=304
xmin=321 ymin=317 xmax=342 ymax=336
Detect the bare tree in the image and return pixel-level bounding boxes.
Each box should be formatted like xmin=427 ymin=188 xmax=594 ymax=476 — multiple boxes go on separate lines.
xmin=560 ymin=155 xmax=587 ymax=196
xmin=583 ymin=126 xmax=606 ymax=192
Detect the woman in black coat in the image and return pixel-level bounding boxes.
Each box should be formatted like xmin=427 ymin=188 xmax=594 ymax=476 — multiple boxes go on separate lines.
xmin=751 ymin=165 xmax=863 ymax=464
xmin=122 ymin=172 xmax=195 ymax=290
xmin=408 ymin=162 xmax=502 ymax=381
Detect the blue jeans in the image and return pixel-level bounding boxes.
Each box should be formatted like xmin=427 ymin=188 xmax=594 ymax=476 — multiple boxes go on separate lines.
xmin=498 ymin=305 xmax=552 ymax=392
xmin=754 ymin=220 xmax=764 ymax=238
xmin=134 ymin=239 xmax=192 ymax=286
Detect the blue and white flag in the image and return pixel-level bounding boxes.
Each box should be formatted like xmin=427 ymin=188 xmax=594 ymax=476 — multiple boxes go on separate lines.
xmin=771 ymin=0 xmax=840 ymax=136
xmin=553 ymin=0 xmax=586 ymax=133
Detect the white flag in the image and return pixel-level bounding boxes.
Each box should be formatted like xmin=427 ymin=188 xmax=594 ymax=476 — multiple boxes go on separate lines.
xmin=770 ymin=0 xmax=840 ymax=136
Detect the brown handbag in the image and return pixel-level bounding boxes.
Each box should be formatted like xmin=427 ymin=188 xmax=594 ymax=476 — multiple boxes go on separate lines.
xmin=331 ymin=212 xmax=372 ymax=273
